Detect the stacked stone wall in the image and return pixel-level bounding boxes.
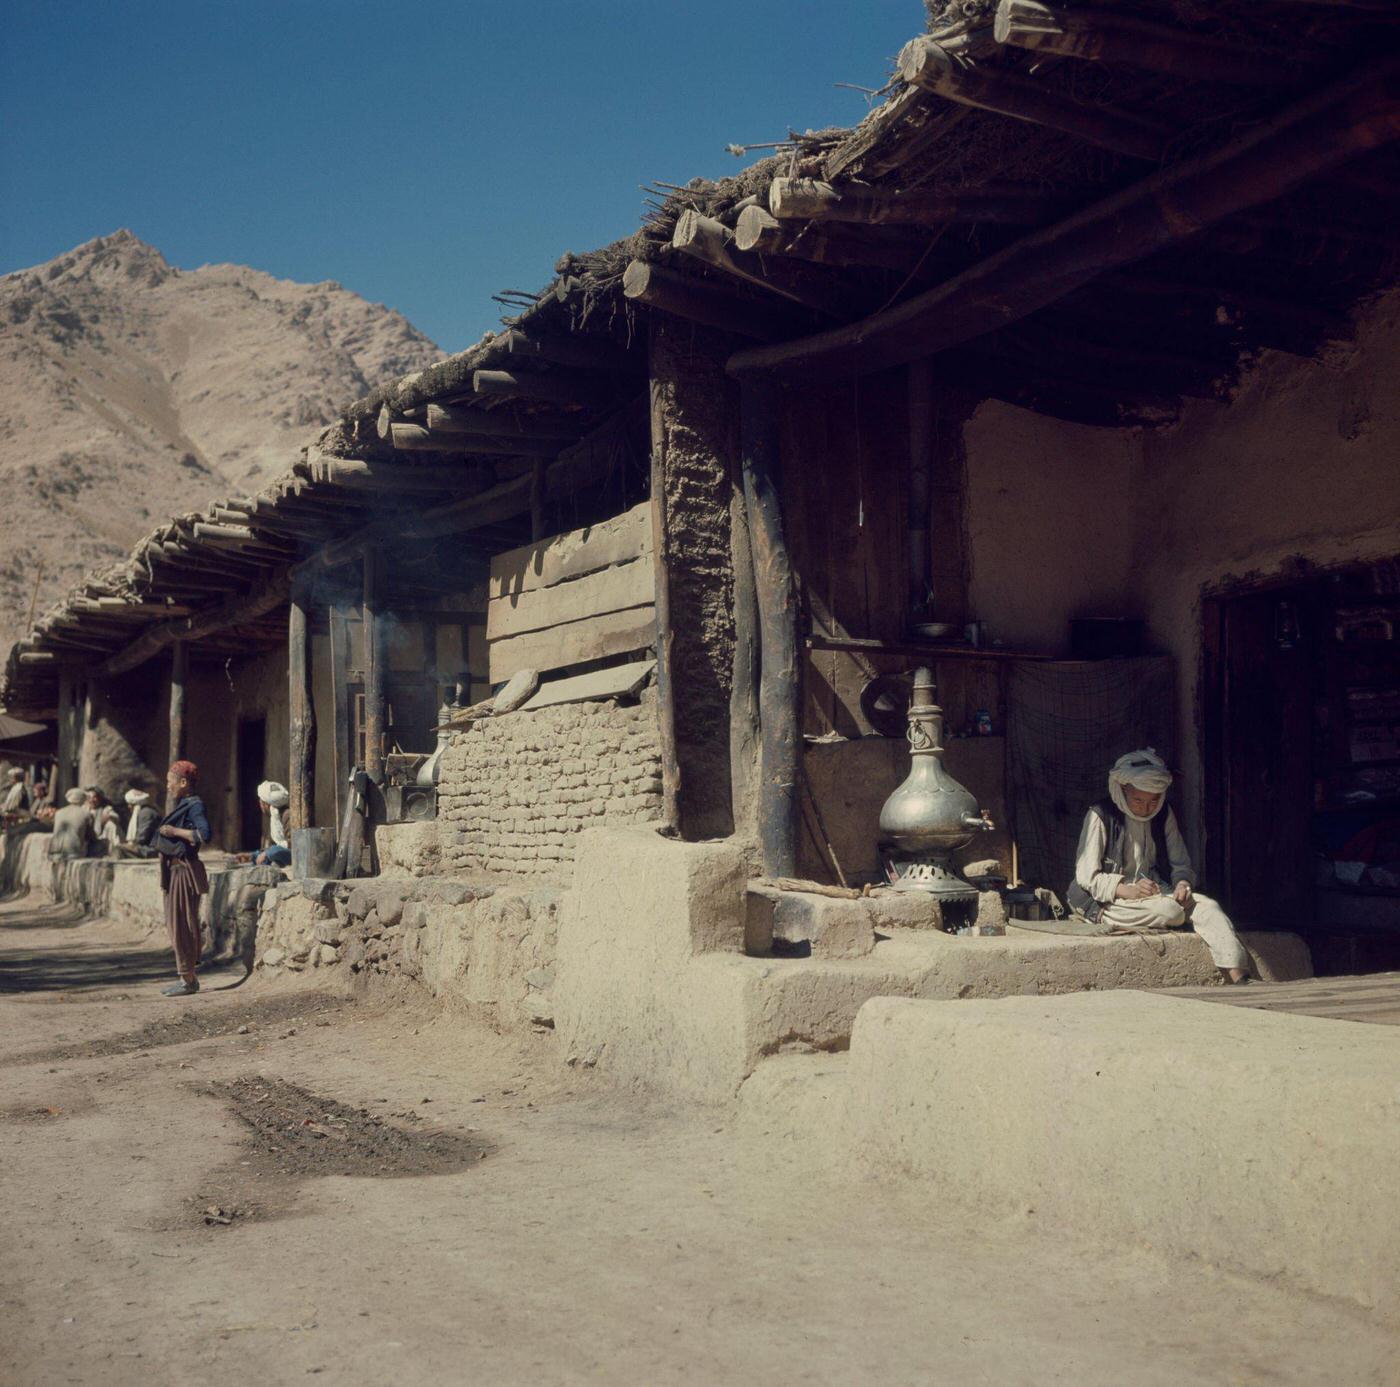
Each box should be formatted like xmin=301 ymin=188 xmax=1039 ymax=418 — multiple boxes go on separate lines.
xmin=436 ymin=690 xmax=663 ymax=881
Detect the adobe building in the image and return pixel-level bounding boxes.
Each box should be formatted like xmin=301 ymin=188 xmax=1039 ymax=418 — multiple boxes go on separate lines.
xmin=5 ymin=0 xmax=1399 ymax=974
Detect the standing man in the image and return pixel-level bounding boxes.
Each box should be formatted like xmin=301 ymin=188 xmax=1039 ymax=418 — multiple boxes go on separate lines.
xmin=156 ymin=760 xmax=211 ymax=997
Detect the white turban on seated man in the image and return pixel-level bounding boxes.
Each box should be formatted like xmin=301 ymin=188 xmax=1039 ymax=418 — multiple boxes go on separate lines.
xmin=252 ymin=780 xmax=291 ymax=868
xmin=1067 ymin=748 xmax=1253 ymax=984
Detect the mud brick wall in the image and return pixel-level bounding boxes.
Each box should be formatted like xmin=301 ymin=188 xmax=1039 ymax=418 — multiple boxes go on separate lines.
xmin=436 ymin=690 xmax=663 ymax=880
xmin=649 ymin=319 xmax=739 ymax=840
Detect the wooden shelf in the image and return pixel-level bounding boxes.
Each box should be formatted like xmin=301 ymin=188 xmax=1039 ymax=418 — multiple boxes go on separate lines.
xmin=807 ymin=634 xmax=1052 ymax=663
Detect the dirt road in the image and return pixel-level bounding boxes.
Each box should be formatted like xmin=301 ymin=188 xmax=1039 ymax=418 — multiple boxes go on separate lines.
xmin=3 ymin=894 xmax=1395 ymax=1386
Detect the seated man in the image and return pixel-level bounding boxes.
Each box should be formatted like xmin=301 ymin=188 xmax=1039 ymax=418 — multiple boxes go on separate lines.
xmin=252 ymin=780 xmax=291 ymax=867
xmin=2 ymin=768 xmax=28 ymax=815
xmin=48 ymin=788 xmax=97 ymax=860
xmin=115 ymin=787 xmax=159 ymax=857
xmin=1067 ymin=749 xmax=1253 ymax=984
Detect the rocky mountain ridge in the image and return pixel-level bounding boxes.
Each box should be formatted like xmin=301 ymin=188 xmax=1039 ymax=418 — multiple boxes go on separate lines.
xmin=0 ymin=230 xmax=441 ymax=658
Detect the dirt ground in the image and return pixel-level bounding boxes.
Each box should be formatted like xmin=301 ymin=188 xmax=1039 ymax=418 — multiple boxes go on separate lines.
xmin=3 ymin=894 xmax=1396 ymax=1387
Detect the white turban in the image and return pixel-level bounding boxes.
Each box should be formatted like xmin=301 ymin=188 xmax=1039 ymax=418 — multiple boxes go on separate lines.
xmin=64 ymin=788 xmax=87 ymax=805
xmin=1108 ymin=748 xmax=1172 ymax=822
xmin=257 ymin=780 xmax=290 ymax=808
xmin=124 ymin=789 xmax=150 ymax=806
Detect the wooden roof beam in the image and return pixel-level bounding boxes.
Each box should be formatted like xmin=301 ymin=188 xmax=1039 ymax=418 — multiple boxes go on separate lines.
xmin=735 ymin=206 xmax=934 ymax=274
xmin=768 ymin=176 xmax=1057 ymax=227
xmin=470 ymin=369 xmax=617 ymax=410
xmin=994 ymin=0 xmax=1291 ymax=87
xmin=421 ymin=403 xmax=584 ymax=439
xmin=728 ymin=53 xmax=1400 ymax=381
xmin=671 ymin=210 xmax=855 ymax=317
xmin=97 ymin=574 xmax=292 ymax=678
xmin=497 ymin=327 xmax=639 ymax=374
xmin=388 ymin=422 xmax=562 ymax=457
xmin=622 ymin=260 xmax=808 ymax=340
xmin=897 ymin=35 xmax=1168 ymax=160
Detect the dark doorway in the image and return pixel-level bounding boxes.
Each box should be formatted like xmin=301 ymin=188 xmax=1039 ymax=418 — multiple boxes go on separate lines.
xmin=1203 ymin=586 xmax=1316 ymax=929
xmin=1204 ymin=562 xmax=1400 ymax=969
xmin=236 ymin=716 xmax=266 ymax=853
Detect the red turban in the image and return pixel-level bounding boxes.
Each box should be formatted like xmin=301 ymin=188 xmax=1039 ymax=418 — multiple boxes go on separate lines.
xmin=168 ymin=759 xmax=199 ymax=785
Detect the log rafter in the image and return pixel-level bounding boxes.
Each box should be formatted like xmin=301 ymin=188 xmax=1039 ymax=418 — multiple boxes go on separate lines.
xmin=728 ymin=54 xmax=1400 ymax=381
xmin=994 ymin=0 xmax=1293 ymax=87
xmin=897 ymin=35 xmax=1169 ymax=161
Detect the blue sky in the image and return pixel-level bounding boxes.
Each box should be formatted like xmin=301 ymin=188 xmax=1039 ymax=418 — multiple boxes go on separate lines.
xmin=2 ymin=1 xmax=921 ymax=351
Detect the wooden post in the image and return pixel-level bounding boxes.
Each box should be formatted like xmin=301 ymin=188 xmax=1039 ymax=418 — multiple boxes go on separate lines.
xmin=729 ymin=469 xmax=760 ymax=844
xmin=167 ymin=641 xmax=187 ymax=769
xmin=740 ymin=381 xmax=799 ymax=877
xmin=328 ymin=604 xmax=350 ymax=801
xmin=363 ymin=549 xmax=386 ymax=781
xmin=648 ymin=379 xmax=682 ymax=835
xmin=907 ymin=359 xmax=933 ymax=615
xmin=288 ymin=572 xmax=316 ymax=831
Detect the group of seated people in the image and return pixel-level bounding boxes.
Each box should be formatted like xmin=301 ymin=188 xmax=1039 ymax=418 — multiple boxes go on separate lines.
xmin=43 ymin=781 xmax=160 ymax=860
xmin=32 ymin=769 xmax=293 ymax=868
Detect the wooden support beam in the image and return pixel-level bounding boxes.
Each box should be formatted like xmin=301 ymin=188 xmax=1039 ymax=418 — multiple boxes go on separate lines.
xmin=98 ymin=574 xmax=292 ymax=678
xmin=735 ymin=205 xmax=934 ymax=273
xmin=740 ymin=381 xmax=799 ymax=878
xmin=167 ymin=642 xmax=186 ymax=768
xmin=671 ymin=210 xmax=851 ymax=317
xmin=498 ymin=327 xmax=639 ymax=374
xmin=471 ymin=369 xmax=616 ymax=409
xmin=897 ymin=35 xmax=1168 ymax=160
xmin=994 ymin=0 xmax=1289 ymax=87
xmin=622 ymin=260 xmax=806 ymax=340
xmin=328 ymin=604 xmax=350 ymax=816
xmin=423 ymin=404 xmax=584 ymax=439
xmin=388 ymin=422 xmax=562 ymax=457
xmin=311 ymin=472 xmax=533 ymax=570
xmin=288 ymin=572 xmax=315 ymax=831
xmin=729 ymin=54 xmax=1400 ymax=382
xmin=363 ymin=551 xmax=386 ymax=782
xmin=769 ymin=175 xmax=1056 ymax=227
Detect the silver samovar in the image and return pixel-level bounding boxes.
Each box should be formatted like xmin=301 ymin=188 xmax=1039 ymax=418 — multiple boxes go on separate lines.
xmin=878 ymin=667 xmax=994 ymax=899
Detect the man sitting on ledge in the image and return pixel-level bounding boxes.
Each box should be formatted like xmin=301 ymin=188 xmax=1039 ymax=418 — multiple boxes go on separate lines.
xmin=1068 ymin=748 xmax=1253 ymax=985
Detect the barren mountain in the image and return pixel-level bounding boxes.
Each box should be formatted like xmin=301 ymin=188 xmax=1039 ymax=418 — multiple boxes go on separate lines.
xmin=0 ymin=230 xmax=441 ymax=657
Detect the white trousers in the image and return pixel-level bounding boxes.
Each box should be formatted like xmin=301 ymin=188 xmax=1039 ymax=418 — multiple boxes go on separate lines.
xmin=1098 ymin=891 xmax=1249 ymax=970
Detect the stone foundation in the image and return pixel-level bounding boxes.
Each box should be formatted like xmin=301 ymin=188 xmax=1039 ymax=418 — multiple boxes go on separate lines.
xmin=436 ymin=691 xmax=663 ymax=882
xmin=255 ymin=874 xmax=560 ymax=1033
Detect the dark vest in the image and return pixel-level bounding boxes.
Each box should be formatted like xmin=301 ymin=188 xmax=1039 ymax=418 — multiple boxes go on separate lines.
xmin=1067 ymin=798 xmax=1172 ymax=924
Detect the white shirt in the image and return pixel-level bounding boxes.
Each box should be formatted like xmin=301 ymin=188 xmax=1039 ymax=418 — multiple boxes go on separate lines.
xmin=269 ymin=805 xmax=287 ymax=849
xmin=1073 ymin=806 xmax=1197 ymax=905
xmin=2 ymin=781 xmax=25 ymax=813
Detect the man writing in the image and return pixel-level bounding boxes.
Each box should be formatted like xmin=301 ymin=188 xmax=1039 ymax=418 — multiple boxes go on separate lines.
xmin=1067 ymin=748 xmax=1253 ymax=984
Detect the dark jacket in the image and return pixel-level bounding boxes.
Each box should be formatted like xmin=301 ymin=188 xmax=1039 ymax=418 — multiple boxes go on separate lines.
xmin=127 ymin=804 xmax=159 ymax=849
xmin=156 ymin=795 xmax=211 ymax=861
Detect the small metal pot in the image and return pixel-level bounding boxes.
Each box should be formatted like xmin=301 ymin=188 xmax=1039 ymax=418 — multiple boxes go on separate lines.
xmin=1005 ymin=888 xmax=1051 ymax=922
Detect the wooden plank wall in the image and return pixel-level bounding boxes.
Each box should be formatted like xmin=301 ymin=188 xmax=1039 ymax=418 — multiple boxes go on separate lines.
xmin=487 ymin=502 xmax=655 ymax=684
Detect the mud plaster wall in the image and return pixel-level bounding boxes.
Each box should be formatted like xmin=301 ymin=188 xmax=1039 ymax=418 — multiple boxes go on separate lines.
xmin=964 ymin=402 xmax=1137 ymax=653
xmin=184 ymin=647 xmax=289 ymax=850
xmin=1137 ymin=289 xmax=1400 ymax=849
xmin=75 ymin=661 xmax=172 ymax=802
xmin=436 ymin=690 xmax=664 ymax=883
xmin=649 ymin=321 xmax=738 ymax=838
xmin=962 ymin=290 xmax=1400 ymax=858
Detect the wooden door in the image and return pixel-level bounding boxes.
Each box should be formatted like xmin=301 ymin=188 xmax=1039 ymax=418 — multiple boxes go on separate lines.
xmin=1208 ymin=589 xmax=1315 ymax=927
